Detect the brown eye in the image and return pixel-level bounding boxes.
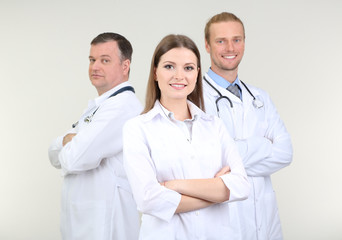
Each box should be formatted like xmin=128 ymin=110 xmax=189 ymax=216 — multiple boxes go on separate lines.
xmin=164 ymin=65 xmax=174 ymax=69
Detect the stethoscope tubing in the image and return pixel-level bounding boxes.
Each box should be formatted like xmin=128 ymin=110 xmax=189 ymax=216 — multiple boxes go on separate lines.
xmin=203 ymin=76 xmax=263 ymax=111
xmin=203 ymin=75 xmax=263 ymax=139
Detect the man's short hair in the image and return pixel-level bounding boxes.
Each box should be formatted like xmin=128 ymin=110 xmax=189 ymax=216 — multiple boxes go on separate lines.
xmin=91 ymin=32 xmax=133 ymax=62
xmin=205 ymin=12 xmax=245 ymax=44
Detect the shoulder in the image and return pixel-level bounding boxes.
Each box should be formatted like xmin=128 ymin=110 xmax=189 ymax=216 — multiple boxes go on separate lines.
xmin=187 ymin=100 xmax=214 ymax=122
xmin=241 ymin=82 xmax=267 ymax=96
xmin=200 ymin=112 xmax=228 ymax=130
xmin=123 ymin=110 xmax=162 ymax=140
xmin=106 ymin=87 xmax=141 ymax=105
xmin=242 ymin=82 xmax=280 ymax=114
xmin=124 ymin=114 xmax=144 ymax=129
xmin=124 ymin=106 xmax=160 ymax=128
xmin=100 ymin=86 xmax=142 ymax=115
xmin=196 ymin=111 xmax=223 ymax=130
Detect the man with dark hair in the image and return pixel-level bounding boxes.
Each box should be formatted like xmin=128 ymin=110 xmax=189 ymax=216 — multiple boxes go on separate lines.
xmin=203 ymin=12 xmax=293 ymax=240
xmin=91 ymin=32 xmax=133 ymax=62
xmin=48 ymin=32 xmax=142 ymax=240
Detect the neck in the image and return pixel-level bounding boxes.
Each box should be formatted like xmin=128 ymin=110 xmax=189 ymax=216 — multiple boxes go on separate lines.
xmin=95 ymin=79 xmax=128 ymax=96
xmin=160 ymin=98 xmax=191 ymax=121
xmin=211 ymin=66 xmax=238 ymax=83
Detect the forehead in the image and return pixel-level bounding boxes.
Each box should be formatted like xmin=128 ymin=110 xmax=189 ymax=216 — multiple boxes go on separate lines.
xmin=89 ymin=41 xmax=119 ymax=57
xmin=160 ymin=47 xmax=197 ymax=64
xmin=209 ymin=21 xmax=244 ymax=39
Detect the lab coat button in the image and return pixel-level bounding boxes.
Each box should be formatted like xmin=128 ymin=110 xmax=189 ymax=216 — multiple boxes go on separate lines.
xmin=195 ymin=211 xmax=199 ymax=216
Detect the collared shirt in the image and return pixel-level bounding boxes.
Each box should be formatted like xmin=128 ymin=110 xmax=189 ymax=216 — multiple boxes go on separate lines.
xmin=48 ymin=82 xmax=143 ymax=240
xmin=208 ymin=68 xmax=242 ymax=100
xmin=123 ymin=100 xmax=249 ymax=240
xmin=158 ymin=101 xmax=198 ymax=142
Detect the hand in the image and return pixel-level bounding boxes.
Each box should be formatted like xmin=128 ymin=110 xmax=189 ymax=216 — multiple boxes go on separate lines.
xmin=62 ymin=133 xmax=76 ymax=146
xmin=215 ymin=166 xmax=231 ymax=178
xmin=160 ymin=180 xmax=178 ymax=191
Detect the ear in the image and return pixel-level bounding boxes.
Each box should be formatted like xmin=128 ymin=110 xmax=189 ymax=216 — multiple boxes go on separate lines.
xmin=205 ymin=40 xmax=211 ymax=53
xmin=122 ymin=59 xmax=130 ymax=75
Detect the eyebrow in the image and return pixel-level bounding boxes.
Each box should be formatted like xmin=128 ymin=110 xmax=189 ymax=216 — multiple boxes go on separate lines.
xmin=89 ymin=55 xmax=112 ymax=58
xmin=215 ymin=36 xmax=243 ymax=40
xmin=162 ymin=61 xmax=196 ymax=65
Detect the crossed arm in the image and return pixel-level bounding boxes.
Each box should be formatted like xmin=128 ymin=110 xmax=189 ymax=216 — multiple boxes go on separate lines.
xmin=161 ymin=166 xmax=231 ymax=213
xmin=62 ymin=133 xmax=77 ymax=146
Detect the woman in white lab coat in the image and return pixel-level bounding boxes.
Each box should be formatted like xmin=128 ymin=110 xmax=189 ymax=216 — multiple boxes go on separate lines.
xmin=123 ymin=34 xmax=250 ymax=240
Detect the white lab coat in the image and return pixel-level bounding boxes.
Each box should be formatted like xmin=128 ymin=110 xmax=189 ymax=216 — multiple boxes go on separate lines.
xmin=48 ymin=82 xmax=142 ymax=240
xmin=123 ymin=101 xmax=250 ymax=240
xmin=203 ymin=73 xmax=293 ymax=240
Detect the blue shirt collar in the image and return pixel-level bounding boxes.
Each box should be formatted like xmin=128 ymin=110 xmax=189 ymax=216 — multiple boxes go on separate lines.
xmin=207 ymin=68 xmax=242 ymax=89
xmin=207 ymin=68 xmax=242 ymax=100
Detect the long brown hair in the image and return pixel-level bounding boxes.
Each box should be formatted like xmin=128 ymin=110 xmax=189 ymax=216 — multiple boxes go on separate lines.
xmin=143 ymin=34 xmax=204 ymax=113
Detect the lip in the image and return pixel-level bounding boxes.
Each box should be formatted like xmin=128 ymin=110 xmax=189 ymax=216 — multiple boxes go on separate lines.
xmin=91 ymin=74 xmax=103 ymax=78
xmin=222 ymin=55 xmax=236 ymax=59
xmin=170 ymin=83 xmax=187 ymax=90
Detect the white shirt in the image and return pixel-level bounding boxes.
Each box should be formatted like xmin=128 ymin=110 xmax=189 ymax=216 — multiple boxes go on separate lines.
xmin=48 ymin=82 xmax=143 ymax=240
xmin=203 ymin=73 xmax=293 ymax=240
xmin=123 ymin=100 xmax=249 ymax=240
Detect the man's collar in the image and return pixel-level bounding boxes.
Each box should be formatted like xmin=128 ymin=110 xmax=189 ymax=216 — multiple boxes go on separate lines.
xmin=207 ymin=68 xmax=241 ymax=89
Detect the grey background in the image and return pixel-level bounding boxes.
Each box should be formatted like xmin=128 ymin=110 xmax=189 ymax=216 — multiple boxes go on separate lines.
xmin=1 ymin=0 xmax=341 ymax=239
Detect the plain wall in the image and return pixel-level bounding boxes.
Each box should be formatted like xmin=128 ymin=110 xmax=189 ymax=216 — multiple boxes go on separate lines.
xmin=1 ymin=0 xmax=341 ymax=239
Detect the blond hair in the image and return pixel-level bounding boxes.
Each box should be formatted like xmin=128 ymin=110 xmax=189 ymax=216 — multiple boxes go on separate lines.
xmin=205 ymin=12 xmax=245 ymax=44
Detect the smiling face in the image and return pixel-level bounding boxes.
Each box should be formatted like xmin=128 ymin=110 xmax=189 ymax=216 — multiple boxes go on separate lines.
xmin=155 ymin=47 xmax=199 ymax=106
xmin=205 ymin=21 xmax=245 ymax=81
xmin=88 ymin=41 xmax=130 ymax=95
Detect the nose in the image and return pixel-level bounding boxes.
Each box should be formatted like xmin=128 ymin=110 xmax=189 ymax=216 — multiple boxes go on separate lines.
xmin=174 ymin=68 xmax=184 ymax=80
xmin=90 ymin=60 xmax=100 ymax=71
xmin=225 ymin=40 xmax=234 ymax=52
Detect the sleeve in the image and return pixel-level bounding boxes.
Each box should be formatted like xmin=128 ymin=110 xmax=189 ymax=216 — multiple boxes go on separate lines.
xmin=123 ymin=119 xmax=181 ymax=223
xmin=48 ymin=136 xmax=63 ymax=169
xmin=48 ymin=129 xmax=76 ymax=169
xmin=57 ymin=95 xmax=140 ymax=175
xmin=215 ymin=118 xmax=250 ymax=202
xmin=235 ymin=92 xmax=293 ymax=177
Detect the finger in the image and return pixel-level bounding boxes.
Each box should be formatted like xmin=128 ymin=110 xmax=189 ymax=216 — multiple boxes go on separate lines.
xmin=215 ymin=166 xmax=230 ymax=177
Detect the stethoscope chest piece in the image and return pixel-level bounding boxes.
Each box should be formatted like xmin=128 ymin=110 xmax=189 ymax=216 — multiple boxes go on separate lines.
xmin=253 ymin=99 xmax=264 ymax=108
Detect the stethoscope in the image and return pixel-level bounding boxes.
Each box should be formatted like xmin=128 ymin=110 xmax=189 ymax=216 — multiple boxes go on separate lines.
xmin=203 ymin=76 xmax=263 ymax=114
xmin=71 ymin=86 xmax=135 ymax=128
